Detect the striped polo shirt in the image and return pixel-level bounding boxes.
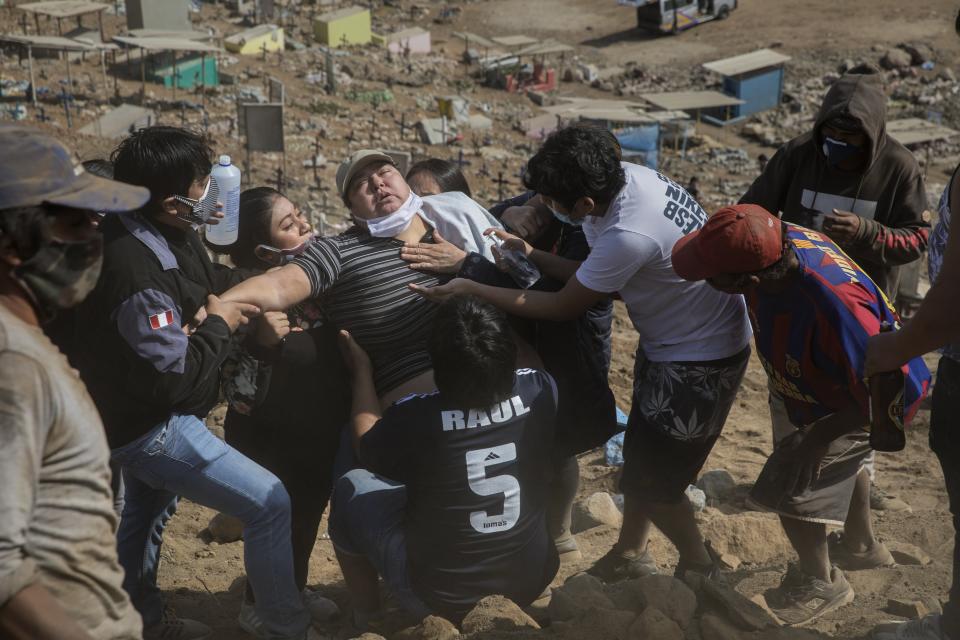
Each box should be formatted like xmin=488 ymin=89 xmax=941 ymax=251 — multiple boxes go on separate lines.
xmin=292 ymin=227 xmax=444 ymax=396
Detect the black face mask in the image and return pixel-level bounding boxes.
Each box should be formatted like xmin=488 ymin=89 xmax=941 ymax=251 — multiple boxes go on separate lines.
xmin=822 ymin=137 xmax=863 ymax=169
xmin=12 ymin=230 xmax=103 ymax=322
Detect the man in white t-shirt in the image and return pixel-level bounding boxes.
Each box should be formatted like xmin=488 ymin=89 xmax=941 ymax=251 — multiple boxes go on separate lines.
xmin=412 ymin=123 xmax=752 ymax=583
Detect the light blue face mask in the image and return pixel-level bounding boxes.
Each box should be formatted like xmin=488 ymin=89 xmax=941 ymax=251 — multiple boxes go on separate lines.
xmin=547 ymin=203 xmax=582 ymax=227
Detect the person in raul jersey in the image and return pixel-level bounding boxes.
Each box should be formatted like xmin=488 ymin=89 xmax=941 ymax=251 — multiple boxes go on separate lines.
xmin=411 ymin=124 xmax=753 ymax=584
xmin=671 ymin=203 xmax=930 ymax=626
xmin=330 ymin=295 xmax=559 ymax=627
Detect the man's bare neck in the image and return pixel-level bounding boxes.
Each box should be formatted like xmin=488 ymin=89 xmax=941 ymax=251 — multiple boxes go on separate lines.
xmin=0 ymin=275 xmax=39 ymax=326
xmin=394 ymin=213 xmax=429 ymax=244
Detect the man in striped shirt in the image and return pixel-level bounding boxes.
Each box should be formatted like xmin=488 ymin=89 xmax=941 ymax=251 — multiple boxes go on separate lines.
xmin=220 ymin=150 xmax=494 ymax=406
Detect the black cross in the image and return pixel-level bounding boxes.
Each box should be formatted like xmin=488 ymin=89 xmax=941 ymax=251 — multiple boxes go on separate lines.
xmin=495 ymin=171 xmax=509 ymax=203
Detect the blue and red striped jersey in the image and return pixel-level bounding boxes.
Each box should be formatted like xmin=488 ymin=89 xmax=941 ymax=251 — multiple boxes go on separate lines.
xmin=745 ymin=225 xmax=930 ymax=428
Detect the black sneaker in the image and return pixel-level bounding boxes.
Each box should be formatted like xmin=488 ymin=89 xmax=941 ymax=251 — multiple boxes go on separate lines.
xmin=764 ymin=564 xmax=855 ymax=626
xmin=674 ymin=540 xmax=727 ymax=585
xmin=587 ymin=547 xmax=659 ymax=583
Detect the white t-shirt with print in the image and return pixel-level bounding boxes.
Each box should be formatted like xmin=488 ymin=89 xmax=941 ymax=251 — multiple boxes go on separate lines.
xmin=576 ymin=162 xmax=751 ymax=362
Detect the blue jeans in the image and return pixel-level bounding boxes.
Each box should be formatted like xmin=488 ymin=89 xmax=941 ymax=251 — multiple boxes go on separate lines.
xmin=329 ymin=468 xmax=431 ymax=620
xmin=112 ymin=414 xmax=309 ymax=638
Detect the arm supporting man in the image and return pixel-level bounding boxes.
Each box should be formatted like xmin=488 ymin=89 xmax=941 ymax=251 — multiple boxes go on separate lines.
xmin=528 ymin=247 xmax=582 ymax=283
xmin=219 ymin=263 xmax=312 ymax=312
xmin=412 ymin=276 xmax=606 ymax=323
xmin=337 ymin=331 xmax=381 ymax=463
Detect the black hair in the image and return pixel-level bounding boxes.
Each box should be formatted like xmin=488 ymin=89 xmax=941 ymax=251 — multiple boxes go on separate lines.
xmin=82 ymin=159 xmax=114 ymax=180
xmin=406 ymin=159 xmax=473 ymax=198
xmin=522 ymin=123 xmax=626 ymax=210
xmin=428 ymin=295 xmax=517 ymax=408
xmin=218 ymin=187 xmax=284 ymax=268
xmin=0 ymin=205 xmax=50 ymax=259
xmin=111 ymin=126 xmax=212 ymax=215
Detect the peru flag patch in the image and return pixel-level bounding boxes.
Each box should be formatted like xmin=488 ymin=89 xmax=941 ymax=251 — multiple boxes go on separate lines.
xmin=148 ymin=309 xmax=175 ymax=330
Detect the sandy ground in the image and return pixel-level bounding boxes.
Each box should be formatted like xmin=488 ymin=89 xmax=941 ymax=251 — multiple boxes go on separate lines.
xmin=155 ymin=299 xmax=950 ymax=640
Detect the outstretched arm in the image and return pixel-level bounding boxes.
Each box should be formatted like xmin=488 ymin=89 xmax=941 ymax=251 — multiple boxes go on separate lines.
xmin=411 ymin=275 xmax=606 ymax=322
xmin=219 ymin=263 xmax=312 ymax=312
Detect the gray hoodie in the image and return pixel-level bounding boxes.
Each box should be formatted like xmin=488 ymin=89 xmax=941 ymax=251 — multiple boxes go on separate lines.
xmin=740 ymin=72 xmax=929 ymax=298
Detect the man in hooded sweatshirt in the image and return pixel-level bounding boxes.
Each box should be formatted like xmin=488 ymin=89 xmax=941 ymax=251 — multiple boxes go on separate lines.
xmin=740 ymin=68 xmax=930 ymax=548
xmin=740 ymin=69 xmax=929 ymax=300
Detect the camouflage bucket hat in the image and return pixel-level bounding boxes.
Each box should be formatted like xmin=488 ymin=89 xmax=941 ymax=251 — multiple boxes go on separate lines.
xmin=0 ymin=125 xmax=149 ymax=213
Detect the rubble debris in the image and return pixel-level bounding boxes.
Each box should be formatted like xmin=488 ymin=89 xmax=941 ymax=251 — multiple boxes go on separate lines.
xmin=572 ymin=492 xmax=623 ymax=532
xmin=459 ymin=595 xmax=540 ymax=635
xmin=887 ymin=541 xmax=932 ymax=566
xmin=886 ymin=599 xmax=929 ymax=620
xmin=697 ymin=469 xmax=737 ymax=502
xmin=394 ymin=615 xmax=460 ymax=640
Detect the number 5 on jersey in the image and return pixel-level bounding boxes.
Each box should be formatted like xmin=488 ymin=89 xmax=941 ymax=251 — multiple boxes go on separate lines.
xmin=465 ymin=443 xmax=520 ymax=534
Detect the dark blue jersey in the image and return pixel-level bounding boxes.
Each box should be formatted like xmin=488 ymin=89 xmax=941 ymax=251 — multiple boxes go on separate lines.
xmin=359 ymin=368 xmax=559 ymax=618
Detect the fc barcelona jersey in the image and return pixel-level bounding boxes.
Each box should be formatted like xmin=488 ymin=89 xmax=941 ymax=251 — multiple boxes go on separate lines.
xmin=745 ymin=225 xmax=930 ymax=428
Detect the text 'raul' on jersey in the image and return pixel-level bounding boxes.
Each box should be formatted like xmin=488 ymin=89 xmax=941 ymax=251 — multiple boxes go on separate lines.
xmin=441 ymin=396 xmax=531 ymax=432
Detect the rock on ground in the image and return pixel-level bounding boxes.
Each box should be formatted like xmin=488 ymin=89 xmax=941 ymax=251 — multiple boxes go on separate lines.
xmin=699 ymin=512 xmax=793 ymax=566
xmin=701 ymin=611 xmax=747 ymax=640
xmin=548 ymin=573 xmax=616 ymax=622
xmin=572 ymin=491 xmax=623 ymax=533
xmin=693 ymin=576 xmax=780 ymax=631
xmin=888 ymin=541 xmax=932 ymax=565
xmin=204 ymin=513 xmax=243 ymax=544
xmin=552 ymin=607 xmax=636 ymax=640
xmin=394 ymin=615 xmax=460 ymax=640
xmin=628 ymin=607 xmax=684 ymax=640
xmin=630 ymin=575 xmax=698 ymax=629
xmin=697 ymin=469 xmax=737 ymax=501
xmin=881 ymin=47 xmax=913 ymax=70
xmin=460 ymin=596 xmax=540 ymax=635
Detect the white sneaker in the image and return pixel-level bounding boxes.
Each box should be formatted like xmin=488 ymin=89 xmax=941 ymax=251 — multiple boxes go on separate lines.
xmin=239 ymin=598 xmax=332 ymax=639
xmin=874 ymin=614 xmax=950 ymax=640
xmin=302 ymin=589 xmax=340 ymax=623
xmin=237 ymin=599 xmax=266 ymax=637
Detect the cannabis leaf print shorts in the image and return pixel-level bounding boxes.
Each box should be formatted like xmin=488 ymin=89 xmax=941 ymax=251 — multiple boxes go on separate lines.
xmin=620 ymin=346 xmax=750 ymax=503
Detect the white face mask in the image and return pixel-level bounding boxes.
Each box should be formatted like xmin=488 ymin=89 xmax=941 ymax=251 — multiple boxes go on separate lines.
xmin=356 ymin=191 xmax=423 ymax=238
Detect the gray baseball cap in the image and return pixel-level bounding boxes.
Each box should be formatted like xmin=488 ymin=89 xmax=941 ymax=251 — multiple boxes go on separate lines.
xmin=336 ymin=149 xmax=396 ymax=200
xmin=0 ymin=125 xmax=149 ymax=213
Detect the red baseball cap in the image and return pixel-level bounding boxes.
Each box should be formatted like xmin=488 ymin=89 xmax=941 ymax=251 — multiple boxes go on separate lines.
xmin=671 ymin=204 xmax=783 ymax=281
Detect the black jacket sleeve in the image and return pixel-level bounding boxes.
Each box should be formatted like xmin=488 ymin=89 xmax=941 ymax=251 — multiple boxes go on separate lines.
xmin=114 ymin=284 xmax=234 ymax=411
